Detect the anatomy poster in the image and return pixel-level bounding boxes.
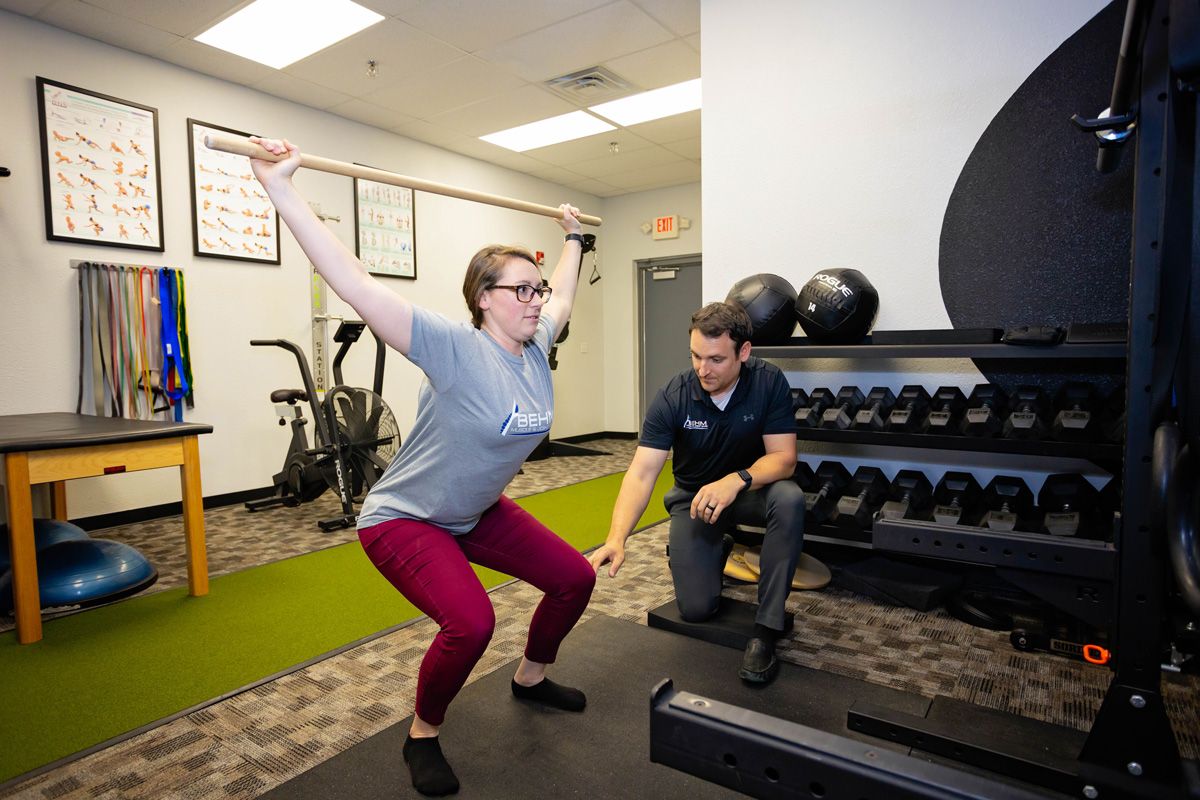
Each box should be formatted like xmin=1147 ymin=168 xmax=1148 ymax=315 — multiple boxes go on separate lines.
xmin=354 ymin=175 xmax=416 ymax=279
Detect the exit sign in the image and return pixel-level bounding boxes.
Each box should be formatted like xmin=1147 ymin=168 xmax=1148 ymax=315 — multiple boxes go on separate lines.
xmin=653 ymin=214 xmax=679 ymax=240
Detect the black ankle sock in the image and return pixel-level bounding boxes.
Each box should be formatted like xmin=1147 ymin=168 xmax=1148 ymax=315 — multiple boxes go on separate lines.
xmin=511 ymin=677 xmax=586 ymax=711
xmin=753 ymin=623 xmax=781 ymax=646
xmin=402 ymin=735 xmax=459 ymax=797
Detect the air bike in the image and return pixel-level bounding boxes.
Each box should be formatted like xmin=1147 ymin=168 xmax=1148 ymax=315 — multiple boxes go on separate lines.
xmin=245 ymin=320 xmax=400 ymax=531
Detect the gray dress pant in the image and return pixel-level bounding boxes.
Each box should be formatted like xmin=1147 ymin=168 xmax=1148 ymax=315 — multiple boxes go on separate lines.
xmin=663 ymin=480 xmax=805 ymax=631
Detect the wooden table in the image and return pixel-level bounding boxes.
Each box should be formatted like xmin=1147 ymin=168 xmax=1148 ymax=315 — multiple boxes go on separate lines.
xmin=0 ymin=413 xmax=213 ymax=644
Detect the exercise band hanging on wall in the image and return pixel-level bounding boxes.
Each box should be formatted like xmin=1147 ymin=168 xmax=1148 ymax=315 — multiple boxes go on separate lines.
xmin=74 ymin=260 xmax=194 ymax=421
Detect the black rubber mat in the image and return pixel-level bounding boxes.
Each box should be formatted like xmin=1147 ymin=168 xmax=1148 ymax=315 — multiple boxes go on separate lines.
xmin=647 ymin=596 xmax=794 ymax=649
xmin=260 ymin=613 xmax=930 ymax=799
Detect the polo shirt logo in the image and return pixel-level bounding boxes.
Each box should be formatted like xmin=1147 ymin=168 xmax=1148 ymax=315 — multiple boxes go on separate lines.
xmin=683 ymin=415 xmax=709 ymax=431
xmin=744 ymin=413 xmax=755 ymax=422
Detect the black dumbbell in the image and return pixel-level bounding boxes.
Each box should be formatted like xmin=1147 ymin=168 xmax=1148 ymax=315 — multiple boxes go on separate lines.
xmin=1002 ymin=386 xmax=1050 ymax=440
xmin=1038 ymin=474 xmax=1100 ymax=536
xmin=853 ymin=386 xmax=896 ymax=431
xmin=835 ymin=466 xmax=889 ymax=528
xmin=789 ymin=388 xmax=810 ymax=416
xmin=796 ymin=387 xmax=835 ymax=428
xmin=805 ymin=460 xmax=851 ymax=523
xmin=793 ymin=459 xmax=816 ymax=490
xmin=887 ymin=385 xmax=931 ymax=432
xmin=979 ymin=476 xmax=1035 ymax=531
xmin=821 ymin=386 xmax=865 ymax=430
xmin=932 ymin=471 xmax=983 ymax=525
xmin=962 ymin=384 xmax=1008 ymax=437
xmin=1051 ymin=382 xmax=1099 ymax=442
xmin=879 ymin=469 xmax=934 ymax=521
xmin=923 ymin=386 xmax=967 ymax=435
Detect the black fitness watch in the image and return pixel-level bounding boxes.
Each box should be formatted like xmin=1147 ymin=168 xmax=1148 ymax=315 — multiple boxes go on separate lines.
xmin=737 ymin=469 xmax=752 ymax=491
xmin=565 ymin=233 xmax=584 ymax=244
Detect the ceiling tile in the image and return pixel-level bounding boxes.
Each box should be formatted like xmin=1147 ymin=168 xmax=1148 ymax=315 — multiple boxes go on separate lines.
xmin=361 ymin=56 xmax=524 ymax=119
xmin=632 ymin=0 xmax=700 ymax=37
xmin=621 ymin=109 xmax=699 ymax=144
xmin=35 ymin=0 xmax=182 ymax=57
xmin=524 ymin=129 xmax=656 ymax=166
xmin=162 ymin=37 xmax=279 ymax=85
xmin=284 ymin=18 xmax=464 ymax=97
xmin=69 ymin=0 xmax=242 ymax=37
xmin=567 ymin=177 xmax=621 ymax=197
xmin=527 ymin=164 xmax=589 ymax=185
xmin=603 ymin=159 xmax=700 ymax=190
xmin=685 ymin=32 xmax=700 ymax=52
xmin=571 ymin=144 xmax=684 ymax=180
xmin=430 ymin=85 xmax=576 ymax=137
xmin=327 ymin=98 xmax=416 ymax=131
xmin=478 ymin=0 xmax=675 ymax=83
xmin=392 ymin=0 xmax=611 ymax=54
xmin=251 ymin=73 xmax=352 ymax=111
xmin=663 ymin=136 xmax=700 ymax=159
xmin=602 ymin=40 xmax=699 ymax=90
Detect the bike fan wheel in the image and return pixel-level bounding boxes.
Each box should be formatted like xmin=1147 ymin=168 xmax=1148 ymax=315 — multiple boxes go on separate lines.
xmin=321 ymin=385 xmax=401 ymax=498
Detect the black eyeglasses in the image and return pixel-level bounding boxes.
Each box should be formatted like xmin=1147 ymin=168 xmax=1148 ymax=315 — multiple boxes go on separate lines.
xmin=490 ymin=284 xmax=552 ymax=303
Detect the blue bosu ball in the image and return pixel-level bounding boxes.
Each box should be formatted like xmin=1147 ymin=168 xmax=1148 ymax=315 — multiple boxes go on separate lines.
xmin=0 ymin=538 xmax=157 ymax=612
xmin=0 ymin=519 xmax=90 ymax=572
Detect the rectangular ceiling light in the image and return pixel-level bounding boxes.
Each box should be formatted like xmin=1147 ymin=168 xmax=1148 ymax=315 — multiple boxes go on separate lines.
xmin=195 ymin=0 xmax=384 ymax=69
xmin=480 ymin=111 xmax=615 ymax=152
xmin=588 ymin=78 xmax=701 ymax=126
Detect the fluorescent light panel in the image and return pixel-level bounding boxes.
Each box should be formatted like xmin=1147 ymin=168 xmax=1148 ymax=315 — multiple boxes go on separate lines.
xmin=480 ymin=111 xmax=615 ymax=152
xmin=588 ymin=78 xmax=701 ymax=126
xmin=195 ymin=0 xmax=384 ymax=69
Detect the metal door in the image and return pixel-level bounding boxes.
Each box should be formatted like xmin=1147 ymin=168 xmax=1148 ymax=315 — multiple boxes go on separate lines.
xmin=638 ymin=256 xmax=702 ymax=424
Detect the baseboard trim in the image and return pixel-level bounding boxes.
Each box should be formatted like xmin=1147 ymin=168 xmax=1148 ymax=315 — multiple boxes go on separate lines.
xmin=557 ymin=431 xmax=637 ymax=443
xmin=71 ymin=487 xmax=274 ymax=532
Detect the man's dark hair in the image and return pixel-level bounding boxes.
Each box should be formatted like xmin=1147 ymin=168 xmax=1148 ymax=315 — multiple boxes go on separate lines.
xmin=689 ymin=301 xmax=753 ymax=352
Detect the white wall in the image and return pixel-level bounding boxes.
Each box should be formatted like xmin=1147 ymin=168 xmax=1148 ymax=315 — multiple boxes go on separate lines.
xmin=598 ymin=182 xmax=702 ymax=432
xmin=0 ymin=11 xmax=611 ymax=519
xmin=700 ymin=0 xmax=1115 ymax=490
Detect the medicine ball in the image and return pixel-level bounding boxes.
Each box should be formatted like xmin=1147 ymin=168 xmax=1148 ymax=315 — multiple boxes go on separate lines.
xmin=796 ymin=269 xmax=879 ymax=344
xmin=725 ymin=274 xmax=798 ymax=345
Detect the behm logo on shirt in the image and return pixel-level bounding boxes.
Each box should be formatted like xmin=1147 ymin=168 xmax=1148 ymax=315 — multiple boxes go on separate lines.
xmin=683 ymin=415 xmax=709 ymax=431
xmin=500 ymin=402 xmax=552 ymax=436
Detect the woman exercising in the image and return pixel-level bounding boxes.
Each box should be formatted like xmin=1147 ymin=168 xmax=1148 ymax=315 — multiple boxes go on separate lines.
xmin=250 ymin=138 xmax=595 ymax=797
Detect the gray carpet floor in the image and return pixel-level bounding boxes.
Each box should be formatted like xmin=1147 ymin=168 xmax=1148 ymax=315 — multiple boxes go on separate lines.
xmin=2 ymin=438 xmax=1197 ymax=798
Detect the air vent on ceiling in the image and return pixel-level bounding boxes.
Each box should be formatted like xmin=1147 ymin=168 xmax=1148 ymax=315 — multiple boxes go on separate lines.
xmin=543 ymin=66 xmax=637 ymax=105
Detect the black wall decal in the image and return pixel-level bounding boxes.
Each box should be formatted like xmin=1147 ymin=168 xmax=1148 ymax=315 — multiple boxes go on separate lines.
xmin=939 ymin=0 xmax=1132 ymax=333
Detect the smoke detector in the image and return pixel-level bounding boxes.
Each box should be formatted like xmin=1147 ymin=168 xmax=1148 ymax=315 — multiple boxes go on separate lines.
xmin=543 ymin=66 xmax=636 ymax=104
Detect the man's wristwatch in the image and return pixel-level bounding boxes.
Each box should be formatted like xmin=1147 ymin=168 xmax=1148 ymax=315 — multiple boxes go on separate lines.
xmin=565 ymin=233 xmax=584 ymax=244
xmin=737 ymin=469 xmax=752 ymax=491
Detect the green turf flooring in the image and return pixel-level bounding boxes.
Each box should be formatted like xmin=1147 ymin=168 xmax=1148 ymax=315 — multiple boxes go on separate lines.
xmin=0 ymin=466 xmax=671 ymax=784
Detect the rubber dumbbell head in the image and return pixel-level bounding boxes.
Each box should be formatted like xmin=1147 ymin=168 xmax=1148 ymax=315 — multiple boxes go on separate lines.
xmin=835 ymin=466 xmax=889 ymax=529
xmin=853 ymin=386 xmax=896 ymax=431
xmin=980 ymin=475 xmax=1035 ymax=531
xmin=1051 ymin=382 xmax=1099 ymax=442
xmin=962 ymin=384 xmax=1008 ymax=437
xmin=924 ymin=386 xmax=967 ymax=435
xmin=887 ymin=385 xmax=931 ymax=432
xmin=792 ymin=460 xmax=816 ymax=491
xmin=807 ymin=460 xmax=851 ymax=523
xmin=1038 ymin=473 xmax=1099 ymax=536
xmin=796 ymin=387 xmax=835 ymax=428
xmin=1002 ymin=386 xmax=1050 ymax=440
xmin=879 ymin=469 xmax=934 ymax=521
xmin=821 ymin=385 xmax=865 ymax=430
xmin=789 ymin=388 xmax=810 ymax=415
xmin=932 ymin=471 xmax=983 ymax=525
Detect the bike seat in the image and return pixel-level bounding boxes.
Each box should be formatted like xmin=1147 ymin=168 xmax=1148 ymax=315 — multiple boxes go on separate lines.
xmin=270 ymin=389 xmax=308 ymax=404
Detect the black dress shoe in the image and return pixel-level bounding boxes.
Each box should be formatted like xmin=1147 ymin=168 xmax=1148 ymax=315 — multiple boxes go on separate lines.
xmin=738 ymin=636 xmax=778 ymax=684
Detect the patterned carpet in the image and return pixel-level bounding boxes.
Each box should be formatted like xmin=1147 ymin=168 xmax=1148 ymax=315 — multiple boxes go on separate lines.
xmin=3 ymin=437 xmax=1197 ymax=798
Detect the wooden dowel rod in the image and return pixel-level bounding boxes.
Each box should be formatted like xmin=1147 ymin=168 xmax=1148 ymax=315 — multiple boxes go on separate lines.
xmin=204 ymin=133 xmax=602 ymax=227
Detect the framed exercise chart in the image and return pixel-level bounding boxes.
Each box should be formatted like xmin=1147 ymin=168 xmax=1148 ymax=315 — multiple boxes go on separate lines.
xmin=36 ymin=76 xmax=164 ymax=251
xmin=354 ymin=172 xmax=416 ymax=279
xmin=186 ymin=119 xmax=281 ymax=264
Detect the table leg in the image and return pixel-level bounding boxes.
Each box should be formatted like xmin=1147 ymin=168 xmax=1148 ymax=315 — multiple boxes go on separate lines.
xmin=4 ymin=452 xmax=42 ymax=644
xmin=50 ymin=481 xmax=68 ymax=521
xmin=179 ymin=435 xmax=209 ymax=597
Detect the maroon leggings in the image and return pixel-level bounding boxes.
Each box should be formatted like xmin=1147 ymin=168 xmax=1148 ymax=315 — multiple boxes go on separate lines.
xmin=357 ymin=496 xmax=595 ymax=726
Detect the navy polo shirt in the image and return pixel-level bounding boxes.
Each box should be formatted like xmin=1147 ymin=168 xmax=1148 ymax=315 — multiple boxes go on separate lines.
xmin=640 ymin=356 xmax=795 ymax=492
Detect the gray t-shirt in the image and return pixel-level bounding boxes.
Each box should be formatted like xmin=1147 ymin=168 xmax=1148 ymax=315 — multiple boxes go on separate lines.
xmin=356 ymin=305 xmax=558 ymax=533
